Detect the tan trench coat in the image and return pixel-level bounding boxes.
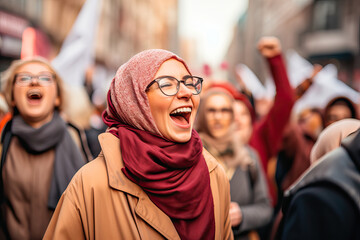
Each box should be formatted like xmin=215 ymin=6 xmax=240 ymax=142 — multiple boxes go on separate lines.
xmin=44 ymin=133 xmax=233 ymax=240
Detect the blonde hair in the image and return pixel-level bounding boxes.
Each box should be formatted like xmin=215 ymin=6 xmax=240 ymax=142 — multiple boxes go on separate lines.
xmin=2 ymin=57 xmax=66 ymax=113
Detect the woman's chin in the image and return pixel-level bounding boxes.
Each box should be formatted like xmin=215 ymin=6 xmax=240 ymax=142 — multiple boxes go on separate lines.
xmin=165 ymin=130 xmax=192 ymax=143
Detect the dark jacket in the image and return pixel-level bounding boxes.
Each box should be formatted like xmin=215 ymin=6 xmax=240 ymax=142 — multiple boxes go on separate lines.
xmin=277 ymin=129 xmax=360 ymax=240
xmin=230 ymin=147 xmax=272 ymax=240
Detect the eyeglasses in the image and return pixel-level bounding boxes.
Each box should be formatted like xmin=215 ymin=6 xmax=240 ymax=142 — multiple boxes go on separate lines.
xmin=14 ymin=72 xmax=55 ymax=86
xmin=146 ymin=75 xmax=203 ymax=96
xmin=206 ymin=107 xmax=233 ymax=117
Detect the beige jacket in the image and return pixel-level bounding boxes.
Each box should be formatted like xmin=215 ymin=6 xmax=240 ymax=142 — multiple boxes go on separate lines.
xmin=44 ymin=133 xmax=233 ymax=240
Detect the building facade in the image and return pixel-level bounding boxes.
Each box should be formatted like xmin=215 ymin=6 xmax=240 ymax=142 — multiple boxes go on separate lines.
xmin=0 ymin=0 xmax=179 ymax=72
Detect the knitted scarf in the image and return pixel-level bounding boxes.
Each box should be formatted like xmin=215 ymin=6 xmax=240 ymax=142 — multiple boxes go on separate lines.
xmin=11 ymin=112 xmax=85 ymax=209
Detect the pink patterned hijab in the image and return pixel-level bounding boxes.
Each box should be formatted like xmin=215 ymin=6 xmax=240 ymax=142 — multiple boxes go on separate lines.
xmin=107 ymin=49 xmax=191 ymax=136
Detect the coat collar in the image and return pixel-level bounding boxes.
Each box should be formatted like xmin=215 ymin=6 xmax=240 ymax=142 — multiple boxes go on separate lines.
xmin=98 ymin=133 xmax=219 ymax=239
xmin=98 ymin=133 xmax=140 ymax=196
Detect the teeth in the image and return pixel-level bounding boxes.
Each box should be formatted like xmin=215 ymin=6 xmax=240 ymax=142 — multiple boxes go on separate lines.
xmin=171 ymin=107 xmax=192 ymax=114
xmin=27 ymin=89 xmax=42 ymax=98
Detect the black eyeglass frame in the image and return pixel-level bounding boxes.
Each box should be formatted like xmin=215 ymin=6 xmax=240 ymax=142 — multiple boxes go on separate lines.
xmin=146 ymin=75 xmax=203 ymax=96
xmin=14 ymin=73 xmax=56 ymax=86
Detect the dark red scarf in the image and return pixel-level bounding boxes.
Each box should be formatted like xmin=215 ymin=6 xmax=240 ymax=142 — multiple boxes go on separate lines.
xmin=102 ymin=95 xmax=215 ymax=240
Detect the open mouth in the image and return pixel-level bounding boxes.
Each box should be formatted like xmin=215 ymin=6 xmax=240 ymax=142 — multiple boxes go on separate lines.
xmin=27 ymin=89 xmax=43 ymax=101
xmin=170 ymin=107 xmax=192 ymax=125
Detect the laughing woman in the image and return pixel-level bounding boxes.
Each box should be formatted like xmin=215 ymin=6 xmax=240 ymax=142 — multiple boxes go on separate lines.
xmin=0 ymin=57 xmax=86 ymax=239
xmin=196 ymin=83 xmax=272 ymax=240
xmin=44 ymin=49 xmax=233 ymax=240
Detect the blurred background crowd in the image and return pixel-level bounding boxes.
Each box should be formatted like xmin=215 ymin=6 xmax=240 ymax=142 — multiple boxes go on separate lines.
xmin=1 ymin=0 xmax=359 ymax=86
xmin=0 ymin=0 xmax=360 ymax=239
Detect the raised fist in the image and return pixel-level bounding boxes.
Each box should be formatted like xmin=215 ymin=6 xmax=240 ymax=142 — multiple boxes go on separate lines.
xmin=257 ymin=36 xmax=282 ymax=58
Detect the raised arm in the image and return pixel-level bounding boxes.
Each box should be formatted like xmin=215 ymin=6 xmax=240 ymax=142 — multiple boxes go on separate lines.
xmin=250 ymin=37 xmax=295 ymax=170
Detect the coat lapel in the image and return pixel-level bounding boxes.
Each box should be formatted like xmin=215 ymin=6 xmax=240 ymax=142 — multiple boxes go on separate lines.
xmin=135 ymin=196 xmax=180 ymax=240
xmin=99 ymin=133 xmax=180 ymax=239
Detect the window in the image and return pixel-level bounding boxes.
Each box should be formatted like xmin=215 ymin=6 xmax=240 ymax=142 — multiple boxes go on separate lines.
xmin=313 ymin=0 xmax=341 ymax=30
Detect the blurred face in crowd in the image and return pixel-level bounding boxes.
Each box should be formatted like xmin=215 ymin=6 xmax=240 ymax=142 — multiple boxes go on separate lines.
xmin=12 ymin=63 xmax=60 ymax=128
xmin=204 ymin=93 xmax=233 ymax=139
xmin=325 ymin=104 xmax=352 ymax=127
xmin=255 ymin=98 xmax=273 ymax=119
xmin=146 ymin=59 xmax=200 ymax=143
xmin=298 ymin=109 xmax=323 ymax=140
xmin=233 ymin=101 xmax=252 ymax=143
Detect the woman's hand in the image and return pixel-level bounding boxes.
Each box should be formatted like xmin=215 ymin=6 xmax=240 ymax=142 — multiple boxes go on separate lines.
xmin=257 ymin=36 xmax=282 ymax=58
xmin=229 ymin=202 xmax=243 ymax=227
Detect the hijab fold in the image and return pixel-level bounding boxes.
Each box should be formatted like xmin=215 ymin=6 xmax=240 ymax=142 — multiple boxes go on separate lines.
xmin=310 ymin=119 xmax=360 ymax=163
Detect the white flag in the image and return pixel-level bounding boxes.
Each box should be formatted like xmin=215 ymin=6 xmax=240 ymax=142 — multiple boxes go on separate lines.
xmin=235 ymin=64 xmax=275 ymax=99
xmin=52 ymin=0 xmax=101 ymax=86
xmin=286 ymin=49 xmax=314 ymax=87
xmin=286 ymin=51 xmax=360 ymax=114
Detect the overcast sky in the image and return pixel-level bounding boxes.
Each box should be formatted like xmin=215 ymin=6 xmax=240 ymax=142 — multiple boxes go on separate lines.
xmin=178 ymin=0 xmax=248 ymax=67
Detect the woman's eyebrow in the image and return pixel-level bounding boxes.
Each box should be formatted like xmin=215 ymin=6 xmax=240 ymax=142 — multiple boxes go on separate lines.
xmin=155 ymin=75 xmax=174 ymax=79
xmin=182 ymin=74 xmax=192 ymax=79
xmin=15 ymin=71 xmax=32 ymax=74
xmin=16 ymin=71 xmax=54 ymax=75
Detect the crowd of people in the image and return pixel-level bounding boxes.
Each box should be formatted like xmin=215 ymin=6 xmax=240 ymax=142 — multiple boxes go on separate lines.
xmin=0 ymin=36 xmax=359 ymax=240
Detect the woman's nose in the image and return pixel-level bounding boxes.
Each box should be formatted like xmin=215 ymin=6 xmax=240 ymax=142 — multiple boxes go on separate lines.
xmin=177 ymin=82 xmax=193 ymax=99
xmin=30 ymin=77 xmax=40 ymax=86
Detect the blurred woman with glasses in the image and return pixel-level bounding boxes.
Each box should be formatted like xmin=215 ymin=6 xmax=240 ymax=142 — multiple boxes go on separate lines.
xmin=0 ymin=57 xmax=87 ymax=239
xmin=44 ymin=49 xmax=233 ymax=239
xmin=196 ymin=82 xmax=272 ymax=240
